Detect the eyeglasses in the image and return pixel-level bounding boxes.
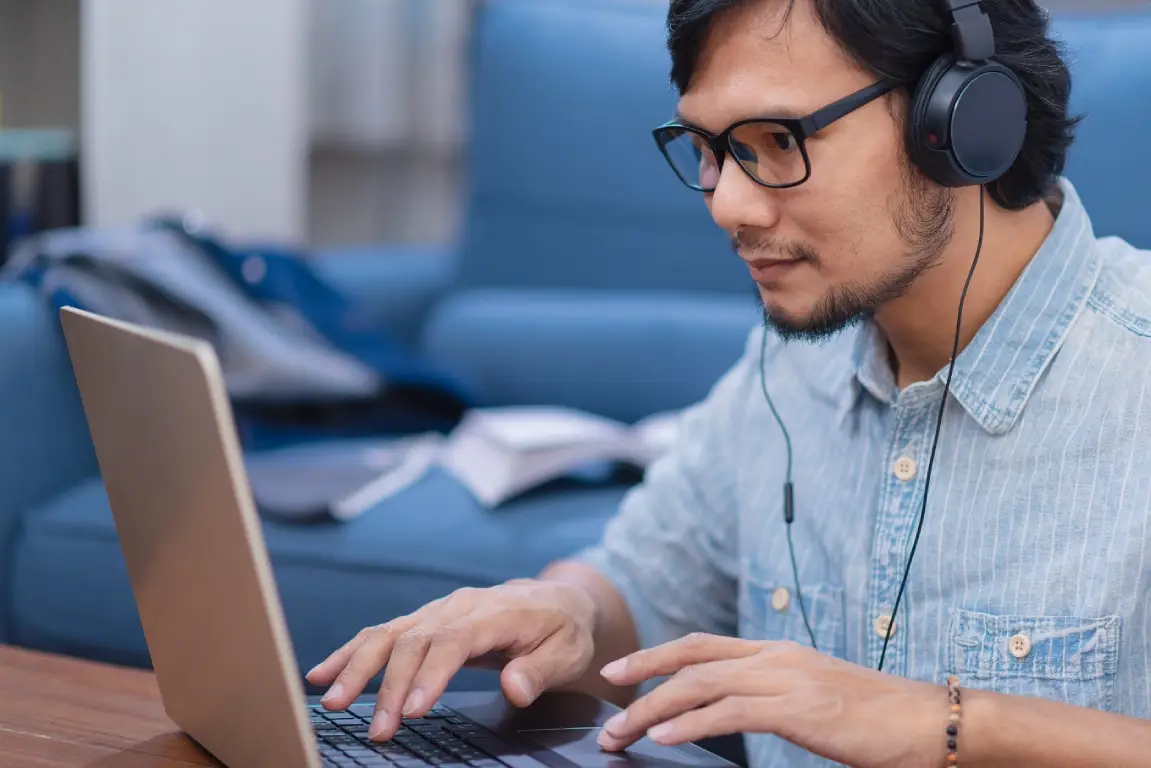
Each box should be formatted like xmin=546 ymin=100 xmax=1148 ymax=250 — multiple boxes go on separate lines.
xmin=652 ymin=78 xmax=898 ymax=192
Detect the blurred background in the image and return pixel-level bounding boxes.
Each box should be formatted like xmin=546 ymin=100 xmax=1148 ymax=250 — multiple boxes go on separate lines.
xmin=1 ymin=0 xmax=1141 ymax=253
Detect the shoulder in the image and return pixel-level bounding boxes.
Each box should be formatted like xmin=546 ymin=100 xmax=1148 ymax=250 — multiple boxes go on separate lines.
xmin=1047 ymin=236 xmax=1151 ymax=401
xmin=1086 ymin=236 xmax=1151 ymax=339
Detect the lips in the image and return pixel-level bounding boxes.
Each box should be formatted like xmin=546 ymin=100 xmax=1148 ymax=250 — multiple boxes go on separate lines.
xmin=746 ymin=257 xmax=800 ymax=282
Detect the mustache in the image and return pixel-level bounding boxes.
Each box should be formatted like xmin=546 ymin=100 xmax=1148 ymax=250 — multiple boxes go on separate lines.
xmin=731 ymin=231 xmax=820 ymax=266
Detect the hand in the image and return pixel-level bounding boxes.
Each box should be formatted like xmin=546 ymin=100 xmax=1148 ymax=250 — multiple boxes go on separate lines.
xmin=596 ymin=634 xmax=949 ymax=768
xmin=306 ymin=580 xmax=598 ymax=742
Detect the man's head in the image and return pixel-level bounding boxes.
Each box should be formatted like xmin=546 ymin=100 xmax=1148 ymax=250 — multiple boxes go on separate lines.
xmin=663 ymin=0 xmax=1076 ymax=341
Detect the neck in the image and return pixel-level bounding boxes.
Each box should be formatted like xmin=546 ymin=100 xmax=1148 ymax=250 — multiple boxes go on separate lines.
xmin=874 ymin=186 xmax=1057 ymax=390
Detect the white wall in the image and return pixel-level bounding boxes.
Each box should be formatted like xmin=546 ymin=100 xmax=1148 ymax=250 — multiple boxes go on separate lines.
xmin=81 ymin=0 xmax=309 ymax=242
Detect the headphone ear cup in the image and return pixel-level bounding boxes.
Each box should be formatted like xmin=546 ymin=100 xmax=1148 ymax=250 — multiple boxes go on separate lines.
xmin=908 ymin=54 xmax=1028 ymax=189
xmin=907 ymin=54 xmax=958 ymax=183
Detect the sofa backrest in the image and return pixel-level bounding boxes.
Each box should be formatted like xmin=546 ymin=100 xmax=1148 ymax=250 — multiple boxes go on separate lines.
xmin=1053 ymin=9 xmax=1151 ymax=250
xmin=457 ymin=0 xmax=743 ymax=294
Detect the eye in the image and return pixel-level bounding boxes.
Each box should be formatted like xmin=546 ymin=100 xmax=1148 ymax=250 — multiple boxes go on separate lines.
xmin=770 ymin=131 xmax=798 ymax=152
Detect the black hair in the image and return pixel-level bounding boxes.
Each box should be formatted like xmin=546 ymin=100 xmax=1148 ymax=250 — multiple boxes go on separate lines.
xmin=667 ymin=0 xmax=1079 ymax=210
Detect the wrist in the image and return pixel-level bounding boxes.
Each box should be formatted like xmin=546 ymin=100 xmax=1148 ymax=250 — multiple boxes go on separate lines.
xmin=952 ymin=688 xmax=1003 ymax=768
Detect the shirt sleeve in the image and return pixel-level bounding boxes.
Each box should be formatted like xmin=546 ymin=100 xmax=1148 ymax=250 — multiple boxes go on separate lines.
xmin=571 ymin=329 xmax=759 ymax=652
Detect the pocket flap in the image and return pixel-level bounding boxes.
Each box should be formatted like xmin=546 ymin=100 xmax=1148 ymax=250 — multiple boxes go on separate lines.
xmin=949 ymin=609 xmax=1120 ymax=681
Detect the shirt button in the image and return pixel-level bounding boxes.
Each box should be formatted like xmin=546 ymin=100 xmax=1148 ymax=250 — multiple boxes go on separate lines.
xmin=874 ymin=614 xmax=896 ymax=639
xmin=893 ymin=457 xmax=917 ymax=481
xmin=771 ymin=587 xmax=790 ymax=612
xmin=1009 ymin=633 xmax=1032 ymax=659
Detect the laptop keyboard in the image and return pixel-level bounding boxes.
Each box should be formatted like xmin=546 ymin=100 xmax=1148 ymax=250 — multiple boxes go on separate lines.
xmin=311 ymin=702 xmax=514 ymax=768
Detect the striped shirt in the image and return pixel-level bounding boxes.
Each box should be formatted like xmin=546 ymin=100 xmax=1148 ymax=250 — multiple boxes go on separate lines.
xmin=576 ymin=178 xmax=1151 ymax=767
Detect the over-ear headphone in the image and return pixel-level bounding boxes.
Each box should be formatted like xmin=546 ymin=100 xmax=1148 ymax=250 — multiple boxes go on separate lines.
xmin=908 ymin=0 xmax=1028 ymax=188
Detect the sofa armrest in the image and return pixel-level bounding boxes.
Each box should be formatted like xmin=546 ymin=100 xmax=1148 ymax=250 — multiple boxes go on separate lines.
xmin=0 ymin=283 xmax=98 ymax=641
xmin=312 ymin=242 xmax=457 ymax=350
xmin=419 ymin=289 xmax=757 ymax=423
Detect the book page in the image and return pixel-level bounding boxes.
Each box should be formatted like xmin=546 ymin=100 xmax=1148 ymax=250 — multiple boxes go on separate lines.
xmin=465 ymin=406 xmax=628 ymax=451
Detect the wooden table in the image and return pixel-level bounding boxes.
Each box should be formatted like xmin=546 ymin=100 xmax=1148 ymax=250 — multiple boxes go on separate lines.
xmin=0 ymin=644 xmax=222 ymax=766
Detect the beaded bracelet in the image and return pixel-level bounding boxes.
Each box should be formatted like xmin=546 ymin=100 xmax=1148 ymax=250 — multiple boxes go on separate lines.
xmin=945 ymin=675 xmax=962 ymax=766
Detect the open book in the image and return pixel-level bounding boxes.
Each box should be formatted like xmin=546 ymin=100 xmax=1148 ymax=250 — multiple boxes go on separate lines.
xmin=439 ymin=406 xmax=681 ymax=507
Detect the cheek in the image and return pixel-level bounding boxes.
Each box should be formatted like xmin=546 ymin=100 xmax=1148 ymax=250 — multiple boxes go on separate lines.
xmin=790 ymin=146 xmax=909 ymax=269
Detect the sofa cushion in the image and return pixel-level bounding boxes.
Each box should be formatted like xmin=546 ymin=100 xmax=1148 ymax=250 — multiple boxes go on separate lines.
xmin=312 ymin=242 xmax=457 ymax=351
xmin=421 ymin=288 xmax=758 ymax=423
xmin=0 ymin=284 xmax=98 ymax=642
xmin=10 ymin=462 xmax=626 ymax=690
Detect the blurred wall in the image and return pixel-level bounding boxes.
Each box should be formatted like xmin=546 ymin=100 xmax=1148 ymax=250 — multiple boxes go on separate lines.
xmin=0 ymin=0 xmax=79 ymax=130
xmin=80 ymin=0 xmax=309 ymax=242
xmin=307 ymin=0 xmax=468 ymax=248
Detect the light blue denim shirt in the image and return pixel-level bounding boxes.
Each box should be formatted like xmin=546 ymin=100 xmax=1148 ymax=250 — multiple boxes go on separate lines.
xmin=575 ymin=178 xmax=1151 ymax=767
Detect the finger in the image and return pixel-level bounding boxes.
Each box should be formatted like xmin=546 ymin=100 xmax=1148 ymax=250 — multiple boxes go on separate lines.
xmin=309 ymin=600 xmax=445 ymax=687
xmin=599 ymin=656 xmax=775 ymax=749
xmin=500 ymin=626 xmax=594 ymax=707
xmin=401 ymin=619 xmax=500 ymax=718
xmin=307 ymin=627 xmax=375 ymax=686
xmin=320 ymin=624 xmax=404 ymax=711
xmin=600 ymin=633 xmax=761 ymax=685
xmin=646 ymin=696 xmax=773 ymax=747
xmin=370 ymin=624 xmax=438 ymax=739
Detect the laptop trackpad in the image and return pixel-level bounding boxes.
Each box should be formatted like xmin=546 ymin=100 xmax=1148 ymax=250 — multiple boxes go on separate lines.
xmin=520 ymin=728 xmax=708 ymax=767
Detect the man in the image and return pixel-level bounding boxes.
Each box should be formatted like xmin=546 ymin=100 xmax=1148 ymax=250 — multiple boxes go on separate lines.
xmin=309 ymin=0 xmax=1151 ymax=765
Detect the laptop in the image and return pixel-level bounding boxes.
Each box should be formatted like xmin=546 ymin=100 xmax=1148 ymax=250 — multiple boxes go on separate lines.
xmin=59 ymin=306 xmax=734 ymax=768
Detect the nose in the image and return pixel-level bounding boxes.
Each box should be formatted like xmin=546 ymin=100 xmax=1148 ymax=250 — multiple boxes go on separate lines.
xmin=706 ymin=158 xmax=783 ymax=235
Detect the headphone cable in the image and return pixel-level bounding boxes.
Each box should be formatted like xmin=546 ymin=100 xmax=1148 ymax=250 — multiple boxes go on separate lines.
xmin=761 ymin=185 xmax=987 ymax=666
xmin=759 ymin=330 xmax=817 ymax=649
xmin=877 ymin=184 xmax=986 ymax=672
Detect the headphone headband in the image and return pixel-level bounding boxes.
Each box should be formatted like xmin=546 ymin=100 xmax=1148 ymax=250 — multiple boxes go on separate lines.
xmin=944 ymin=0 xmax=996 ymax=62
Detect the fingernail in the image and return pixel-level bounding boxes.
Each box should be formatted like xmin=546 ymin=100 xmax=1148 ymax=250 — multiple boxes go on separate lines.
xmin=603 ymin=711 xmax=626 ymax=734
xmin=321 ymin=682 xmax=343 ymax=705
xmin=601 ymin=659 xmax=627 ymax=678
xmin=369 ymin=711 xmax=388 ymax=740
xmin=402 ymin=688 xmax=425 ymax=716
xmin=511 ymin=672 xmax=535 ymax=702
xmin=648 ymin=723 xmax=675 ymax=742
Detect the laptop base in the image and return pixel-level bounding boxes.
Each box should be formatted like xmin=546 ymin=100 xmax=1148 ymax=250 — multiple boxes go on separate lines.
xmin=308 ymin=691 xmax=733 ymax=768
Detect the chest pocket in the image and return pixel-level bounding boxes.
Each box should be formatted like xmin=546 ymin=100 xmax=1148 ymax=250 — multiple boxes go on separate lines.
xmin=741 ymin=573 xmax=846 ymax=658
xmin=946 ymin=609 xmax=1121 ymax=712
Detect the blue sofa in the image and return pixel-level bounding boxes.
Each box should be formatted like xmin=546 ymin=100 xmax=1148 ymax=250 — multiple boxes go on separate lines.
xmin=2 ymin=0 xmax=1150 ymax=694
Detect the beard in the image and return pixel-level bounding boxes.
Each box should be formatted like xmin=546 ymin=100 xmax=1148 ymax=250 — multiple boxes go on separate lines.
xmin=741 ymin=164 xmax=956 ymax=343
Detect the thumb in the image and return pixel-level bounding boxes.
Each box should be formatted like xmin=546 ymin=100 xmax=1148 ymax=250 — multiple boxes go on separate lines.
xmin=500 ymin=633 xmax=589 ymax=707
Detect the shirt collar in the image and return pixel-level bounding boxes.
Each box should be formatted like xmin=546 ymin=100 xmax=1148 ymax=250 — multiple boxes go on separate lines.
xmin=841 ymin=177 xmax=1102 ymax=434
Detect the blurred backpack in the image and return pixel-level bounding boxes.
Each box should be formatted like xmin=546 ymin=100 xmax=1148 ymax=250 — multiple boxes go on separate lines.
xmin=2 ymin=215 xmax=471 ymax=449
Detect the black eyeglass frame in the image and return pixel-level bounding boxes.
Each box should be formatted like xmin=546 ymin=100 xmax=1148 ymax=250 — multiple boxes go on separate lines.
xmin=652 ymin=78 xmax=900 ymax=191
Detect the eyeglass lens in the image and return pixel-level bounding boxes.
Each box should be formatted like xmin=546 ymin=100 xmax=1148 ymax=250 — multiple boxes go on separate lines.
xmin=659 ymin=121 xmax=806 ymax=190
